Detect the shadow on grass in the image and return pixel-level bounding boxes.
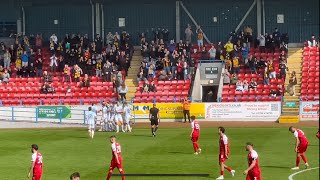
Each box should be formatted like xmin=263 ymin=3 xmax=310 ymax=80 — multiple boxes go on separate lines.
xmin=260 ymin=165 xmax=291 ymax=169
xmin=308 ymin=144 xmax=319 ymax=147
xmin=73 ymin=136 xmax=90 ymax=139
xmin=132 ymin=134 xmax=153 ymax=137
xmin=168 ymin=151 xmax=193 ymax=155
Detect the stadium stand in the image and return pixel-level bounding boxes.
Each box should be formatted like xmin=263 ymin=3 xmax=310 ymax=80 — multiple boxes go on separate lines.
xmin=0 ymin=32 xmax=133 ymax=106
xmin=132 ymin=27 xmax=290 ymax=103
xmin=300 ymin=46 xmax=320 ymax=101
xmin=220 ymin=48 xmax=284 ymax=102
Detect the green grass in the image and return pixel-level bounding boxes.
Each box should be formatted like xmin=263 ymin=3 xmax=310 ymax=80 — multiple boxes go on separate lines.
xmin=0 ymin=127 xmax=318 ymax=180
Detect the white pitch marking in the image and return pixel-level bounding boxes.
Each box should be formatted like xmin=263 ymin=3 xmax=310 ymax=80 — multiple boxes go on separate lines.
xmin=288 ymin=167 xmax=319 ymax=180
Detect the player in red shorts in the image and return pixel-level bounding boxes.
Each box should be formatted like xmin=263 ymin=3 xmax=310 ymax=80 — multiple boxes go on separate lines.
xmin=289 ymin=126 xmax=309 ymax=170
xmin=243 ymin=142 xmax=261 ymax=180
xmin=190 ymin=116 xmax=201 ymax=155
xmin=216 ymin=127 xmax=235 ymax=180
xmin=106 ymin=135 xmax=125 ymax=180
xmin=27 ymin=144 xmax=43 ymax=180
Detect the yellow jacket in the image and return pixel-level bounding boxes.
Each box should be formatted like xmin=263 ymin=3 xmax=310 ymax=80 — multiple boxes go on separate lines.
xmin=224 ymin=42 xmax=234 ymax=53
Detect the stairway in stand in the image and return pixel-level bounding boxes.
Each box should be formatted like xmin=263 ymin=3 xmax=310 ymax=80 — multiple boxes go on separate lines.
xmin=279 ymin=48 xmax=302 ymax=123
xmin=124 ymin=46 xmax=141 ymax=102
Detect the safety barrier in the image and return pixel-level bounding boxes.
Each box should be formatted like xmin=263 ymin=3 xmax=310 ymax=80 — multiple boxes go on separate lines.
xmin=0 ymin=103 xmax=136 ymax=124
xmin=0 ymin=106 xmax=87 ymax=124
xmin=0 ymin=101 xmax=317 ymax=124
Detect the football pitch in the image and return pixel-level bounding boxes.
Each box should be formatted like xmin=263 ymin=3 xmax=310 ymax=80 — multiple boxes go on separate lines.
xmin=0 ymin=126 xmax=318 ymax=180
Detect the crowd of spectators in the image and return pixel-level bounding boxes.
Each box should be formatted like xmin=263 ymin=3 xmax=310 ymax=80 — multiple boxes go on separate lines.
xmin=218 ymin=27 xmax=290 ymax=97
xmin=305 ymin=34 xmax=319 ymax=47
xmin=137 ymin=26 xmax=196 ymax=89
xmin=0 ymin=31 xmax=134 ymax=100
xmin=1 ymin=24 xmax=318 ymax=102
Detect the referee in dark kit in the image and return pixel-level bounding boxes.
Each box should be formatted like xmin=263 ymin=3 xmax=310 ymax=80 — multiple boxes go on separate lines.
xmin=149 ymin=103 xmax=160 ymax=137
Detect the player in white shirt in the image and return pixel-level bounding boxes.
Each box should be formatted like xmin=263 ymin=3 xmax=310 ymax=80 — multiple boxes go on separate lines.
xmin=109 ymin=103 xmax=115 ymax=124
xmin=91 ymin=103 xmax=98 ymax=115
xmin=114 ymin=101 xmax=124 ymax=133
xmin=106 ymin=102 xmax=115 ymax=131
xmin=87 ymin=106 xmax=97 ymax=139
xmin=102 ymin=103 xmax=109 ymax=131
xmin=123 ymin=102 xmax=132 ymax=132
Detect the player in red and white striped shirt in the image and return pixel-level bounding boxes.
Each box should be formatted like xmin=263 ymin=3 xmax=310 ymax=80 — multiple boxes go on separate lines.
xmin=190 ymin=116 xmax=201 ymax=155
xmin=243 ymin=142 xmax=261 ymax=180
xmin=289 ymin=126 xmax=309 ymax=170
xmin=27 ymin=144 xmax=43 ymax=180
xmin=216 ymin=127 xmax=235 ymax=180
xmin=106 ymin=135 xmax=125 ymax=180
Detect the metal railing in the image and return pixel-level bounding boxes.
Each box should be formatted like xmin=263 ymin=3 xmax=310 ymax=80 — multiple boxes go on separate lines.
xmin=0 ymin=105 xmax=137 ymax=125
xmin=0 ymin=106 xmax=88 ymax=124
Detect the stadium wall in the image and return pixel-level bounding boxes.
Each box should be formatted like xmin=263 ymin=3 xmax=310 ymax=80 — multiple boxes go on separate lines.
xmin=0 ymin=1 xmax=19 ymax=21
xmin=103 ymin=0 xmax=176 ymax=45
xmin=264 ymin=0 xmax=319 ymax=43
xmin=9 ymin=0 xmax=318 ymax=43
xmin=24 ymin=4 xmax=92 ymax=40
xmin=179 ymin=0 xmax=257 ymax=43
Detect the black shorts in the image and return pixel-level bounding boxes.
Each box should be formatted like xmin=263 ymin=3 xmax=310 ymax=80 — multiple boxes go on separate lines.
xmin=150 ymin=119 xmax=158 ymax=126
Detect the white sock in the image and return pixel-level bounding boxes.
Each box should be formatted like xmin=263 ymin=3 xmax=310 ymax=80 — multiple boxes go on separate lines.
xmin=116 ymin=125 xmax=119 ymax=132
xmin=92 ymin=130 xmax=95 ymax=138
xmin=121 ymin=125 xmax=125 ymax=132
xmin=127 ymin=124 xmax=131 ymax=132
xmin=109 ymin=123 xmax=113 ymax=131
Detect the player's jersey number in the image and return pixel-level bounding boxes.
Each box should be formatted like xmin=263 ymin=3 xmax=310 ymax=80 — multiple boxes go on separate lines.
xmin=37 ymin=156 xmax=43 ymax=164
xmin=116 ymin=145 xmax=121 ymax=153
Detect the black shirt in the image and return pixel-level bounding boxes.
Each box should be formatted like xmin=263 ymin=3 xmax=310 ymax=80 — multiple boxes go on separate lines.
xmin=149 ymin=107 xmax=159 ymax=119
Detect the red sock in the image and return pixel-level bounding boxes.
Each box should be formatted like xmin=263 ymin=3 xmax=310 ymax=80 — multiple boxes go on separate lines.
xmin=120 ymin=170 xmax=125 ymax=180
xmin=296 ymin=156 xmax=301 ymax=166
xmin=193 ymin=143 xmax=197 ymax=152
xmin=195 ymin=143 xmax=199 ymax=150
xmin=226 ymin=166 xmax=232 ymax=172
xmin=106 ymin=172 xmax=112 ymax=180
xmin=220 ymin=171 xmax=224 ymax=175
xmin=301 ymin=154 xmax=308 ymax=163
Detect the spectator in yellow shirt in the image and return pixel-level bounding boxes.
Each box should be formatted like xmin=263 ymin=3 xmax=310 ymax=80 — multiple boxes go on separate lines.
xmin=196 ymin=26 xmax=204 ymax=49
xmin=224 ymin=40 xmax=234 ymax=54
xmin=232 ymin=57 xmax=240 ymax=74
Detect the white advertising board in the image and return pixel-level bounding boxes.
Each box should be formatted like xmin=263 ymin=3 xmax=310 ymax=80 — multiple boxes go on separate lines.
xmin=300 ymin=101 xmax=319 ymax=121
xmin=205 ymin=102 xmax=281 ymax=121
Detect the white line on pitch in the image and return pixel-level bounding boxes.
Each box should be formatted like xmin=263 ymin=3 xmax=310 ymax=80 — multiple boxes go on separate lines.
xmin=288 ymin=167 xmax=319 ymax=180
